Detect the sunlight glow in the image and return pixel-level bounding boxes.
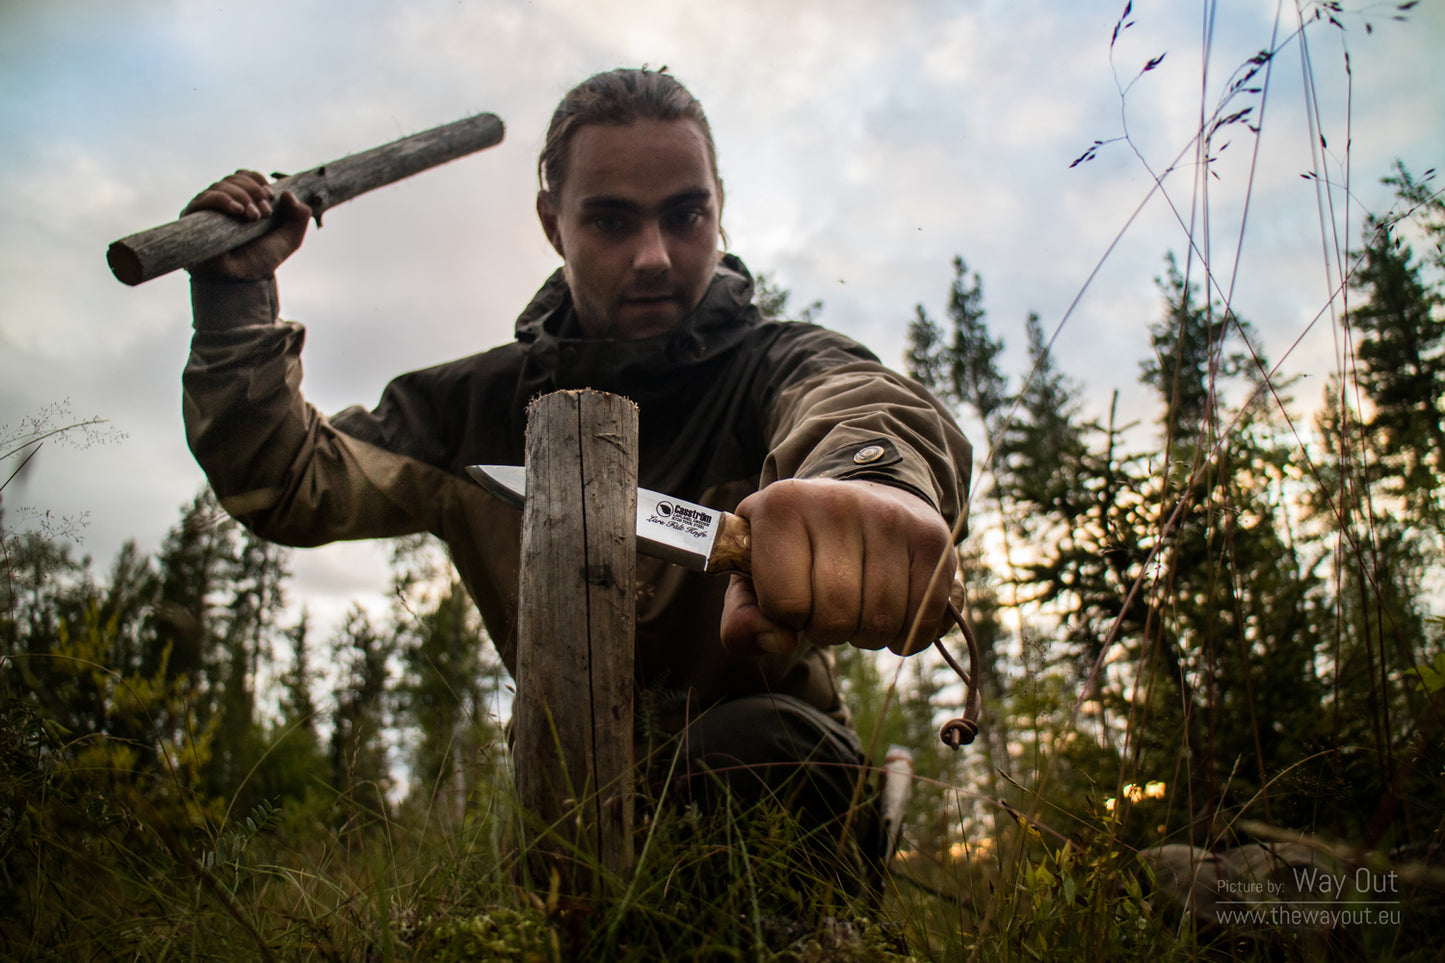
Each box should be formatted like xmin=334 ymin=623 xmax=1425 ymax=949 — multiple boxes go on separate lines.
xmin=1103 ymin=780 xmax=1167 ymax=813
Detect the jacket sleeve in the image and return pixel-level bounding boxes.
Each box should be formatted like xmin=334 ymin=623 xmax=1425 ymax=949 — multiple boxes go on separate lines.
xmin=759 ymin=329 xmax=973 ymax=537
xmin=183 ymin=276 xmax=470 ymax=546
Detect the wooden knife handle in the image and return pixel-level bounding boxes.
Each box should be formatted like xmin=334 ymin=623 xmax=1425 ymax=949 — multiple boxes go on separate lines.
xmin=708 ymin=511 xmax=752 ymax=576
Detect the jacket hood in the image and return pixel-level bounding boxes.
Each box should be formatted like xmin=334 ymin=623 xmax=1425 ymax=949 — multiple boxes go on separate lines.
xmin=511 ymin=254 xmax=764 ymax=393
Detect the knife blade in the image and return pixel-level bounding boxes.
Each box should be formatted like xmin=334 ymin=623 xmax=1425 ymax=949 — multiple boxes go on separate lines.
xmin=466 ymin=464 xmax=751 ymax=575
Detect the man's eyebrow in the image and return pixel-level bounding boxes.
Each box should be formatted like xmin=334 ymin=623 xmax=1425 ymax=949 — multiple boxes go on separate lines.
xmin=579 ymin=188 xmax=714 ymax=212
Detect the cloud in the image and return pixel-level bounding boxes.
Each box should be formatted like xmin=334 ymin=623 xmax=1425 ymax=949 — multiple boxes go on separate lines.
xmin=1 ymin=0 xmax=1439 ymax=643
xmin=0 ymin=147 xmax=146 ymax=352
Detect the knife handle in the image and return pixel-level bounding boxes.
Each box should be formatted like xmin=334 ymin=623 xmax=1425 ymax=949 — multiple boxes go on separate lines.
xmin=708 ymin=511 xmax=752 ymax=576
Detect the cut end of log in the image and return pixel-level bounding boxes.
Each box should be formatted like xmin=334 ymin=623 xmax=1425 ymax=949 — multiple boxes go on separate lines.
xmin=106 ymin=241 xmax=144 ymax=287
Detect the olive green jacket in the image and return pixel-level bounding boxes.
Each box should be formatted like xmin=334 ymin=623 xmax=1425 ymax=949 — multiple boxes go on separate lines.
xmin=184 ymin=255 xmax=971 ymax=724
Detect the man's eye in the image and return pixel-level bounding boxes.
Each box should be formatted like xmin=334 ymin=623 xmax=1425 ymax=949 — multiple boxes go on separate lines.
xmin=590 ymin=215 xmax=630 ymax=235
xmin=669 ymin=208 xmax=705 ymax=230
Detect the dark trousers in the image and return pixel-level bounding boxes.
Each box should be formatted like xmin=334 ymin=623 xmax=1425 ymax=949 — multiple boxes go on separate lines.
xmin=657 ymin=693 xmax=883 ymax=891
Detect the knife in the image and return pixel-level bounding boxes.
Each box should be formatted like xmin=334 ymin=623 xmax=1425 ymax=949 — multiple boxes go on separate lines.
xmin=466 ymin=464 xmax=752 ymax=576
xmin=469 ymin=464 xmax=982 ymax=746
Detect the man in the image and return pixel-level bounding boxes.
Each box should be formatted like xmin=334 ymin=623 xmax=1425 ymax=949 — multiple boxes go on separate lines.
xmin=181 ymin=68 xmax=971 ymax=870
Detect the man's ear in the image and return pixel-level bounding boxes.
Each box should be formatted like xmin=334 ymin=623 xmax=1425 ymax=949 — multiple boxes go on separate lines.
xmin=536 ymin=190 xmax=564 ymax=258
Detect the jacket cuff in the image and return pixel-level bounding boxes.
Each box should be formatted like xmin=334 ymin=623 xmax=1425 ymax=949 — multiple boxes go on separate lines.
xmin=795 ymin=438 xmax=942 ymax=514
xmin=190 ymin=275 xmax=281 ymax=332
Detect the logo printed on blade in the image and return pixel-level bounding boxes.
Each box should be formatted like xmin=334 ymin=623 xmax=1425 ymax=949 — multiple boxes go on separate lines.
xmin=660 ymin=503 xmax=713 ymax=529
xmin=643 ymin=500 xmax=716 ymax=538
xmin=638 ymin=491 xmax=721 ymax=569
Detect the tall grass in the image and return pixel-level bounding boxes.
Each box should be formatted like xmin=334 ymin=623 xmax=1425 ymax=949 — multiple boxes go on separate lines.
xmin=2 ymin=695 xmax=918 ymax=961
xmin=8 ymin=674 xmax=1431 ymax=961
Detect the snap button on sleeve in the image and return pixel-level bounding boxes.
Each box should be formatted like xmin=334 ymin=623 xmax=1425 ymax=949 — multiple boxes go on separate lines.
xmin=803 ymin=438 xmax=903 ymax=481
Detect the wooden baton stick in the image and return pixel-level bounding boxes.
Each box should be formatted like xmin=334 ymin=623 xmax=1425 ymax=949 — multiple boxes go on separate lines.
xmin=105 ymin=111 xmax=504 ymax=286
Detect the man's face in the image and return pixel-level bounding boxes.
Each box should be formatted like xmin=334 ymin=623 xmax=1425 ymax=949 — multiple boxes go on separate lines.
xmin=538 ymin=119 xmax=721 ymax=340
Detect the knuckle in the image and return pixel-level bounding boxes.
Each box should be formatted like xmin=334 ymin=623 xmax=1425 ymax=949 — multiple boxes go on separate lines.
xmin=761 ymin=592 xmax=811 ymax=629
xmin=810 ymin=588 xmax=863 ymax=643
xmin=858 ymin=609 xmax=888 ymax=636
xmin=815 ymin=614 xmax=857 ymax=642
xmin=755 ymin=478 xmax=809 ymax=516
xmin=915 ymin=528 xmax=955 ymax=571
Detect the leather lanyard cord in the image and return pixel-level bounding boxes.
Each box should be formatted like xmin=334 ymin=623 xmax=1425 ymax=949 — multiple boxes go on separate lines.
xmin=936 ymin=601 xmax=983 ymax=750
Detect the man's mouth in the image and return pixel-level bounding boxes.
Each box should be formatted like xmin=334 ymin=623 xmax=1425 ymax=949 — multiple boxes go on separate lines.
xmin=621 ymin=293 xmax=680 ymax=313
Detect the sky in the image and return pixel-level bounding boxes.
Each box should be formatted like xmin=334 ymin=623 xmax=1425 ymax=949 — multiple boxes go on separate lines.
xmin=2 ymin=0 xmax=1441 ymax=638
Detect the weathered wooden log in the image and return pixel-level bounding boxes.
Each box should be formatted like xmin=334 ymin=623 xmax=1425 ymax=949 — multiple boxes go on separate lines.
xmin=515 ymin=389 xmax=638 ymax=889
xmin=106 ymin=111 xmax=504 ymax=286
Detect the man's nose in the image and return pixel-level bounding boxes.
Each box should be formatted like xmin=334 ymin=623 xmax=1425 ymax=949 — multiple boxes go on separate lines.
xmin=633 ymin=221 xmax=671 ymax=274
